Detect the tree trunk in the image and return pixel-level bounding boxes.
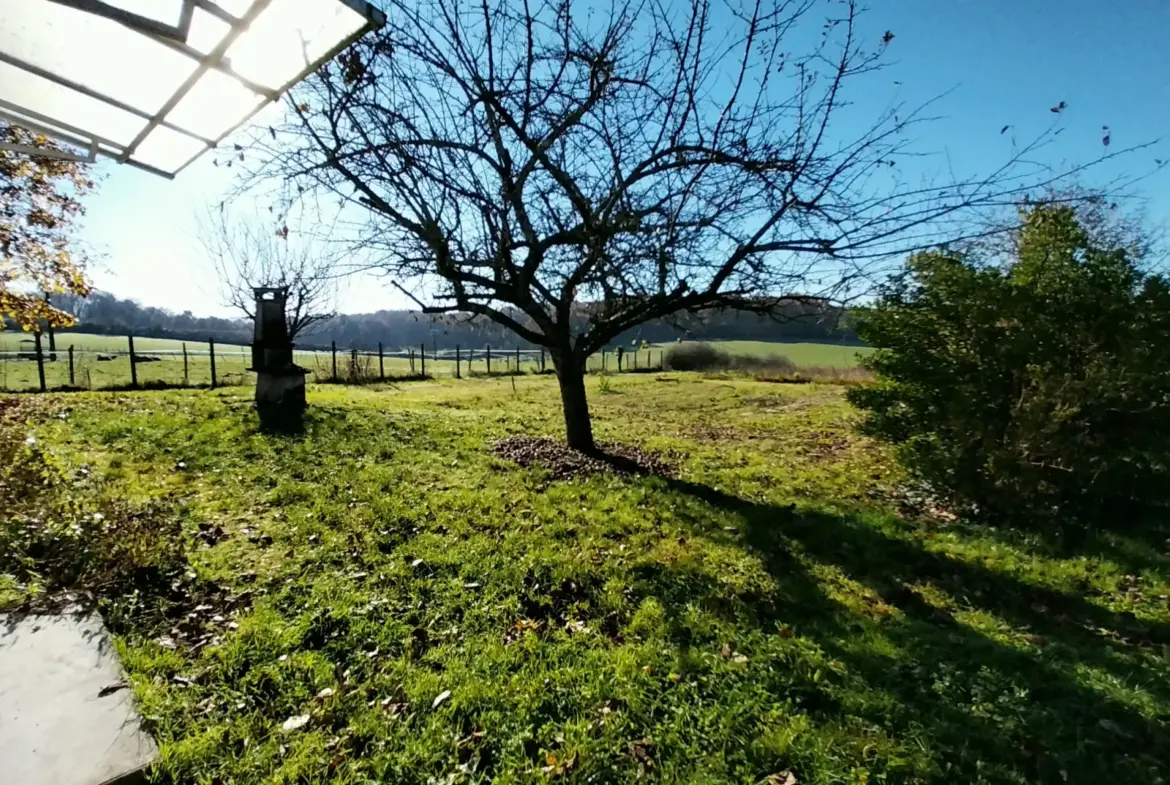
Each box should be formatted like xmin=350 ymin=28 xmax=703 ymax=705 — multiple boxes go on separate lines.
xmin=553 ymin=348 xmax=595 ymax=453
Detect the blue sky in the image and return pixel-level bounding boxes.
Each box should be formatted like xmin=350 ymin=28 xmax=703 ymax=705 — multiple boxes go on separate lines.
xmin=81 ymin=0 xmax=1170 ymax=317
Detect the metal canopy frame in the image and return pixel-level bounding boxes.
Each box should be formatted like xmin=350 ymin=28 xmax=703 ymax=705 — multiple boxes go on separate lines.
xmin=0 ymin=0 xmax=385 ymax=178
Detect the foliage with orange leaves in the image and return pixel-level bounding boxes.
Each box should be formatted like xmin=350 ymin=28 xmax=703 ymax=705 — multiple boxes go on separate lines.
xmin=1 ymin=122 xmax=95 ymax=331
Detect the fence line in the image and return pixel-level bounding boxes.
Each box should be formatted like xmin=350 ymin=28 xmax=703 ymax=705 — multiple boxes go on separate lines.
xmin=0 ymin=336 xmax=666 ymax=393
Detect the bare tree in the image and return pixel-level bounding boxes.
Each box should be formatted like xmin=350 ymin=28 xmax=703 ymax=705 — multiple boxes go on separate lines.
xmin=199 ymin=207 xmax=336 ymax=341
xmin=244 ymin=0 xmax=1145 ymax=451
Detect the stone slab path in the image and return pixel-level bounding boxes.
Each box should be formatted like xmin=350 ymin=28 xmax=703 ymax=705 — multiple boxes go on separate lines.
xmin=0 ymin=611 xmax=157 ymax=785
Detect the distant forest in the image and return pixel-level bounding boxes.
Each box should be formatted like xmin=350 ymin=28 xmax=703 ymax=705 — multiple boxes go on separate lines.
xmin=9 ymin=290 xmax=861 ymax=350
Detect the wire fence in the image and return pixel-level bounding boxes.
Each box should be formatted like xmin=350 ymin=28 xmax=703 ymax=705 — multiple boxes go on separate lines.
xmin=0 ymin=335 xmax=667 ymax=393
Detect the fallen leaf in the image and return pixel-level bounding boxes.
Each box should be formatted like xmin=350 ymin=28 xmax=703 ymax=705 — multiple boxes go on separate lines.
xmin=97 ymin=681 xmax=128 ymax=698
xmin=628 ymin=738 xmax=655 ymax=765
xmin=282 ymin=714 xmax=311 ymax=731
xmin=766 ymin=771 xmax=798 ymax=785
xmin=721 ymin=642 xmax=733 ymax=659
xmin=432 ymin=689 xmax=452 ymax=709
xmin=542 ymin=750 xmax=578 ymax=776
xmin=316 ymin=687 xmax=335 ymax=699
xmin=732 ymin=653 xmax=749 ymax=664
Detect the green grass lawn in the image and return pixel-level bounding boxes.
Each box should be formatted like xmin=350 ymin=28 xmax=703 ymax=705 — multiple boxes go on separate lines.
xmin=4 ymin=375 xmax=1168 ymax=784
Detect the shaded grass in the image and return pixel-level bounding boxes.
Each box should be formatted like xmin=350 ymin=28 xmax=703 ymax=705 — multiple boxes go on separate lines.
xmin=3 ymin=374 xmax=1168 ymax=784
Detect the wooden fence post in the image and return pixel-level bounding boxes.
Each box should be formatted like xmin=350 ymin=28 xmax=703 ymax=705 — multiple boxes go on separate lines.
xmin=34 ymin=332 xmax=46 ymax=392
xmin=409 ymin=348 xmax=415 ymax=374
xmin=633 ymin=350 xmax=637 ymax=371
xmin=331 ymin=341 xmax=338 ymax=381
xmin=540 ymin=348 xmax=546 ymax=372
xmin=486 ymin=345 xmax=492 ymax=374
xmin=182 ymin=342 xmax=189 ymax=383
xmin=602 ymin=351 xmax=607 ymax=372
xmin=420 ymin=343 xmax=426 ymax=377
xmin=378 ymin=342 xmax=384 ymax=380
xmin=209 ymin=338 xmax=217 ymax=389
xmin=455 ymin=345 xmax=461 ymax=378
xmin=68 ymin=344 xmax=75 ymax=386
xmin=128 ymin=335 xmax=138 ymax=388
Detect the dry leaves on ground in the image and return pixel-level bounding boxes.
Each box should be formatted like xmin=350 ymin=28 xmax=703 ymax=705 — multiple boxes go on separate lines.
xmin=490 ymin=436 xmax=679 ymax=480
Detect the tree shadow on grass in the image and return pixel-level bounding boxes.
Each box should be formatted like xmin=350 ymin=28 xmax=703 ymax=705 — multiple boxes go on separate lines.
xmin=641 ymin=480 xmax=1170 ymax=784
xmin=960 ymin=516 xmax=1170 ymax=581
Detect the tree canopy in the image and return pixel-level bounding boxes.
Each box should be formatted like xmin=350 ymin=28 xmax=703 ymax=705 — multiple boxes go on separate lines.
xmin=849 ymin=202 xmax=1170 ymax=529
xmin=0 ymin=122 xmax=95 ymax=331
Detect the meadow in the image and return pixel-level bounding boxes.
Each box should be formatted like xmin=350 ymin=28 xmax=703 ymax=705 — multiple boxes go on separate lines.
xmin=3 ymin=373 xmax=1167 ymax=785
xmin=0 ymin=332 xmax=867 ymax=392
xmin=0 ymin=332 xmax=248 ymax=352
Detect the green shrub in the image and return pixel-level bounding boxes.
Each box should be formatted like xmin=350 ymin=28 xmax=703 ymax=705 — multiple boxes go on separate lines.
xmin=664 ymin=342 xmax=732 ymax=370
xmin=847 ymin=204 xmax=1170 ymax=530
xmin=664 ymin=342 xmax=796 ymax=374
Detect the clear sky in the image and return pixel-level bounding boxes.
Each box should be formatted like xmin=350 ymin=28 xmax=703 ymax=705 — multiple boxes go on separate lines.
xmin=79 ymin=0 xmax=1170 ymax=318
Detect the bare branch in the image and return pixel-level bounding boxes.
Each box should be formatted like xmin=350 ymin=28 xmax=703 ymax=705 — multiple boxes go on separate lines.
xmin=197 ymin=206 xmax=338 ymax=341
xmin=235 ymin=0 xmax=1156 ymax=448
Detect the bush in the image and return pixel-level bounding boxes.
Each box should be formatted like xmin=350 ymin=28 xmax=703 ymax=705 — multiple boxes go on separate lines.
xmin=847 ymin=204 xmax=1170 ymax=530
xmin=664 ymin=342 xmax=732 ymax=371
xmin=664 ymin=342 xmax=796 ymax=374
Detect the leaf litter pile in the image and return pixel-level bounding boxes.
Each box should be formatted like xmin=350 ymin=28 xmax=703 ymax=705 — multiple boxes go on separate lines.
xmin=490 ymin=435 xmax=679 ymax=480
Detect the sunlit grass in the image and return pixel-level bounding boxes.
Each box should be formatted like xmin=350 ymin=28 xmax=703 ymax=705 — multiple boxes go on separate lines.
xmin=5 ymin=373 xmax=1168 ymax=784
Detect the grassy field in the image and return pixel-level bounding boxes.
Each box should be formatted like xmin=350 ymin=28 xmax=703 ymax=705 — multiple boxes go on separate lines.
xmin=3 ymin=374 xmax=1167 ymax=784
xmin=0 ymin=332 xmax=249 ymax=352
xmin=1 ymin=331 xmax=869 ymax=390
xmin=0 ymin=334 xmax=529 ymax=391
xmin=0 ymin=350 xmax=538 ymax=391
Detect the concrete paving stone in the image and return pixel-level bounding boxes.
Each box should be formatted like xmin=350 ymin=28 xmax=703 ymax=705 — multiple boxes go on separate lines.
xmin=0 ymin=610 xmax=157 ymax=785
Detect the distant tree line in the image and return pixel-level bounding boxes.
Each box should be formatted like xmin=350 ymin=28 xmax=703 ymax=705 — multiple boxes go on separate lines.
xmin=3 ymin=290 xmax=860 ymax=351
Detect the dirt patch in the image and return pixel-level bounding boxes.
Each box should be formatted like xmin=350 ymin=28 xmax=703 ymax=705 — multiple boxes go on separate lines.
xmin=0 ymin=397 xmax=21 ymax=421
xmin=687 ymin=424 xmax=758 ymax=443
xmin=798 ymin=429 xmax=852 ymax=459
xmin=739 ymin=393 xmax=835 ymax=413
xmin=490 ymin=436 xmax=680 ymax=480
